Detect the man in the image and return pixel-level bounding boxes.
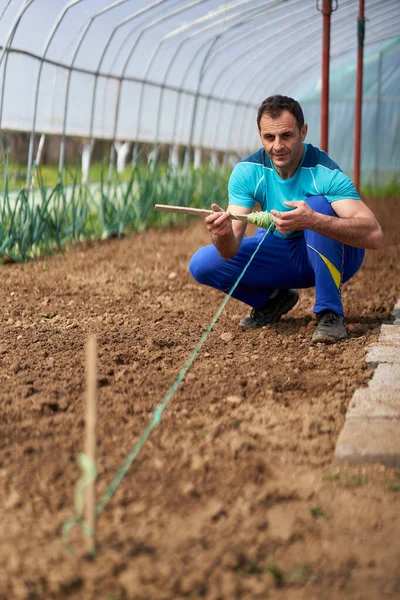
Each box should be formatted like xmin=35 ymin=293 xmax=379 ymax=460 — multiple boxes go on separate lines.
xmin=189 ymin=95 xmax=383 ymax=344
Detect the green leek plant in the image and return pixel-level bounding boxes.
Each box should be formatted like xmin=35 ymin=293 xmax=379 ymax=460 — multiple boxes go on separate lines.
xmin=0 ymin=158 xmax=231 ymax=263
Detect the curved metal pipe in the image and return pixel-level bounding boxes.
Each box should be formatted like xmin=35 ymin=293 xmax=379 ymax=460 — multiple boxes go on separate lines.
xmin=58 ymin=0 xmax=136 ymax=180
xmin=134 ymin=0 xmax=224 ymax=150
xmin=120 ymin=1 xmax=264 ymax=159
xmin=209 ymin=0 xmax=389 ymax=155
xmin=110 ymin=0 xmax=213 ymax=154
xmin=168 ymin=2 xmax=270 ymax=152
xmin=184 ymin=0 xmax=322 ymax=162
xmin=199 ymin=2 xmax=319 ymax=151
xmin=0 ymin=0 xmax=14 ymax=22
xmin=0 ymin=0 xmax=36 ymax=129
xmin=153 ymin=0 xmax=267 ymax=148
xmin=86 ymin=0 xmax=171 ymax=147
xmin=235 ymin=17 xmax=400 ymax=158
xmin=164 ymin=0 xmax=298 ymax=151
xmin=26 ymin=0 xmax=92 ymax=187
xmin=223 ymin=0 xmax=390 ymax=155
xmin=267 ymin=10 xmax=398 ymax=100
xmin=93 ymin=0 xmax=184 ymax=139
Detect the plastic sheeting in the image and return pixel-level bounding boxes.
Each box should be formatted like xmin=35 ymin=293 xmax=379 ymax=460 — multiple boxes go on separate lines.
xmin=0 ymin=0 xmax=399 ymax=183
xmin=301 ymin=38 xmax=400 ymax=185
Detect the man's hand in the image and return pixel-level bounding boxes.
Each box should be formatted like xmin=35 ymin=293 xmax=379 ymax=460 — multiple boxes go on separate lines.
xmin=205 ymin=203 xmax=234 ymax=237
xmin=271 ymin=198 xmax=383 ymax=249
xmin=206 ymin=203 xmax=250 ymax=259
xmin=270 ymin=200 xmax=315 ymax=235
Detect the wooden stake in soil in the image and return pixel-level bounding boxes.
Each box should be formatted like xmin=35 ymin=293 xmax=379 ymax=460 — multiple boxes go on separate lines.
xmin=85 ymin=335 xmax=97 ymax=554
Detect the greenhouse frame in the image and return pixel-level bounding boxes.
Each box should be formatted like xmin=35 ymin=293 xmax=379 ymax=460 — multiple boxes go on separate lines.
xmin=0 ymin=0 xmax=398 ymax=188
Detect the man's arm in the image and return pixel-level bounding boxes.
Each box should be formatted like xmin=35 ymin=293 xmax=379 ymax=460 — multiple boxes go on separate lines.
xmin=271 ymin=199 xmax=384 ymax=249
xmin=205 ymin=203 xmax=251 ymax=259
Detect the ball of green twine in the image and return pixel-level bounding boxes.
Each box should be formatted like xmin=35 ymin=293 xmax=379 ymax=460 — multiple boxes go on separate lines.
xmin=247 ymin=211 xmax=275 ymax=229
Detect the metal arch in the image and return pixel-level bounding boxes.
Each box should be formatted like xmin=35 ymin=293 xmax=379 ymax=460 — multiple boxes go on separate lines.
xmin=101 ymin=1 xmax=184 ymax=176
xmin=225 ymin=0 xmax=392 ymax=154
xmin=275 ymin=23 xmax=400 ymax=98
xmin=106 ymin=0 xmax=183 ymax=74
xmin=237 ymin=15 xmax=400 ymax=156
xmin=57 ymin=0 xmax=139 ymax=179
xmin=86 ymin=0 xmax=173 ymax=148
xmin=198 ymin=0 xmax=309 ymax=73
xmin=152 ymin=0 xmax=268 ymax=147
xmin=239 ymin=26 xmax=400 ymax=156
xmin=96 ymin=0 xmax=184 ymax=158
xmin=110 ymin=0 xmax=226 ymax=153
xmin=192 ymin=0 xmax=396 ymax=156
xmin=183 ymin=0 xmax=318 ymax=162
xmin=26 ymin=0 xmax=96 ymax=188
xmin=268 ymin=0 xmax=400 ymax=95
xmin=0 ymin=0 xmax=36 ymax=69
xmin=168 ymin=0 xmax=292 ymax=154
xmin=214 ymin=0 xmax=360 ymax=153
xmin=167 ymin=2 xmax=274 ymax=151
xmin=0 ymin=0 xmax=36 ymax=129
xmin=0 ymin=0 xmax=14 ymax=23
xmin=21 ymin=0 xmax=136 ymax=184
xmin=154 ymin=1 xmax=272 ymax=145
xmin=132 ymin=0 xmax=245 ymax=150
xmin=156 ymin=0 xmax=302 ymax=151
xmin=197 ymin=0 xmax=320 ymax=151
xmin=261 ymin=5 xmax=399 ymax=104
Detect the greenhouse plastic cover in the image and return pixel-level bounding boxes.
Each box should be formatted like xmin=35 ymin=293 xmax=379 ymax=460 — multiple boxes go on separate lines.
xmin=0 ymin=0 xmax=399 ymax=181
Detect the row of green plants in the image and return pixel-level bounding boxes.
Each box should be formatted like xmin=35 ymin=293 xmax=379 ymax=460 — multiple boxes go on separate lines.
xmin=0 ymin=153 xmax=398 ymax=263
xmin=0 ymin=161 xmax=231 ymax=263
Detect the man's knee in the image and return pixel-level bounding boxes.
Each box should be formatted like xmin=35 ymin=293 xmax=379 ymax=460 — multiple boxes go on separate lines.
xmin=189 ymin=247 xmax=214 ymax=285
xmin=306 ymin=195 xmax=336 ymax=217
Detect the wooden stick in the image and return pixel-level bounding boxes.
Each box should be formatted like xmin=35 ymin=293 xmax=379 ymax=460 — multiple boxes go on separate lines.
xmin=154 ymin=203 xmax=248 ymax=222
xmin=85 ymin=335 xmax=97 ymax=554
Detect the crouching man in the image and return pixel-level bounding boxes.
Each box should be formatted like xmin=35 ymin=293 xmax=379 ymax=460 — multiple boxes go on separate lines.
xmin=189 ymin=95 xmax=383 ymax=344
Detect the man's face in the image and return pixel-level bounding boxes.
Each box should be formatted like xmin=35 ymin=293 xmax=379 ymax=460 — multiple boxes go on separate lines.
xmin=258 ymin=110 xmax=307 ymax=177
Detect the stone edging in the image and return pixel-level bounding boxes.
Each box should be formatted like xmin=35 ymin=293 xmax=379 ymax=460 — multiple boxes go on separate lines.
xmin=335 ymin=301 xmax=400 ymax=466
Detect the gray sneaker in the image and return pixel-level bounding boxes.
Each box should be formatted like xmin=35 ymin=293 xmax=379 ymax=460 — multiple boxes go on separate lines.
xmin=312 ymin=311 xmax=347 ymax=344
xmin=240 ymin=289 xmax=299 ymax=330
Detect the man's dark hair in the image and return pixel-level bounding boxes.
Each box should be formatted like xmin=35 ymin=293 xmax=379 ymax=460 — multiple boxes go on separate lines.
xmin=257 ymin=95 xmax=305 ymax=130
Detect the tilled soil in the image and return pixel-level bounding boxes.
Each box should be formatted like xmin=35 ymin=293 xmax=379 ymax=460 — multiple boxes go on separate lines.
xmin=0 ymin=197 xmax=399 ymax=600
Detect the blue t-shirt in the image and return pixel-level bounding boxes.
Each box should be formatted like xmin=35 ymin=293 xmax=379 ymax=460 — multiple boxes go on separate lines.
xmin=228 ymin=143 xmax=360 ymax=238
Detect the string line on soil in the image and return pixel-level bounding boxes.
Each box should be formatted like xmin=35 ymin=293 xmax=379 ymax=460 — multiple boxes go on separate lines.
xmin=63 ymin=222 xmax=273 ymax=552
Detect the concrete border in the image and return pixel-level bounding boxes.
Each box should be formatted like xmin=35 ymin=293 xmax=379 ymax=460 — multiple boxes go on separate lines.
xmin=335 ymin=303 xmax=400 ymax=466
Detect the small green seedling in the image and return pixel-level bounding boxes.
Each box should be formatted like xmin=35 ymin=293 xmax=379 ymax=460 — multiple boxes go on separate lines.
xmin=310 ymin=505 xmax=326 ymax=518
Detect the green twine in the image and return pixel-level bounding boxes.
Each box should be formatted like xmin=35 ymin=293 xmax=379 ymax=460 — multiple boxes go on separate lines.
xmin=95 ymin=221 xmax=273 ymax=514
xmin=247 ymin=210 xmax=275 ymax=229
xmin=75 ymin=453 xmax=97 ymax=515
xmin=63 ymin=220 xmax=274 ymax=552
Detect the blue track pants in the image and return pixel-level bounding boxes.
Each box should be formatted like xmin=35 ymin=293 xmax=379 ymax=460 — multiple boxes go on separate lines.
xmin=189 ymin=195 xmax=365 ymax=315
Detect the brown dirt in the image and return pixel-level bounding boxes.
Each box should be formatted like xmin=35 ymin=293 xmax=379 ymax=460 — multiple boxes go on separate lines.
xmin=0 ymin=197 xmax=399 ymax=600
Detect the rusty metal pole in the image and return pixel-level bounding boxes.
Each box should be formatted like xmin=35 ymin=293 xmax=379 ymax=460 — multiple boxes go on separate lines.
xmin=353 ymin=0 xmax=365 ymax=191
xmin=320 ymin=0 xmax=333 ymax=152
